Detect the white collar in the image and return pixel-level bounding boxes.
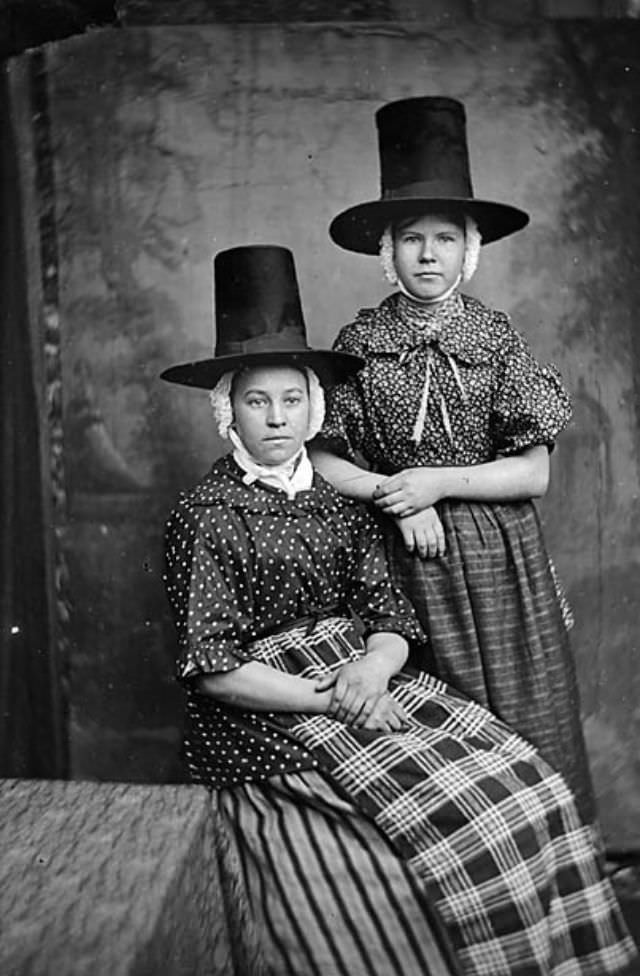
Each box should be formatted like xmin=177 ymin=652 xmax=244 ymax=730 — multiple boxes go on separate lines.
xmin=229 ymin=429 xmax=314 ymax=500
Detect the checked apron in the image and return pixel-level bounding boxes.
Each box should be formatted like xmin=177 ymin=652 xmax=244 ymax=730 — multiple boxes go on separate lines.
xmin=244 ymin=616 xmax=635 ymax=976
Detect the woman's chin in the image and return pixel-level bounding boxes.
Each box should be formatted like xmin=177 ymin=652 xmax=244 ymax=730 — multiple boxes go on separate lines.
xmin=256 ymin=442 xmax=300 ymax=467
xmin=404 ymin=282 xmax=449 ymax=302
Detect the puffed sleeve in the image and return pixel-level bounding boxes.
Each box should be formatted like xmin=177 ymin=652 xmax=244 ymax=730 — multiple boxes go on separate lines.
xmin=345 ymin=505 xmax=427 ymax=646
xmin=164 ymin=501 xmax=254 ymax=680
xmin=315 ymin=324 xmax=367 ymax=461
xmin=490 ymin=324 xmax=572 ymax=455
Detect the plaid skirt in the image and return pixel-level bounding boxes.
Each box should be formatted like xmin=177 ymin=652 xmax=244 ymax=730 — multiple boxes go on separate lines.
xmin=215 ymin=770 xmax=458 ymax=976
xmin=383 ymin=498 xmax=596 ymax=825
xmin=247 ymin=617 xmax=636 ymax=976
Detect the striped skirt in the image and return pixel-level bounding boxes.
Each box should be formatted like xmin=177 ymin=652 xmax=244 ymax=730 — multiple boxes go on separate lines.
xmin=243 ymin=617 xmax=636 ymax=976
xmin=215 ymin=769 xmax=458 ymax=976
xmin=384 ymin=498 xmax=596 ymax=825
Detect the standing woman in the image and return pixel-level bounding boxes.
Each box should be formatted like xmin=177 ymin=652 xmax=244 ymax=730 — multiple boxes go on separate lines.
xmin=311 ymin=97 xmax=595 ymax=825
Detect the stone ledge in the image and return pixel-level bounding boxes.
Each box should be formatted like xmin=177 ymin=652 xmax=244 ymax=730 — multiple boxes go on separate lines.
xmin=0 ymin=779 xmax=234 ymax=975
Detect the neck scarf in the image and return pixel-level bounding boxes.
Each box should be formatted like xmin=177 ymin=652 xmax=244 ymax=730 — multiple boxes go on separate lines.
xmin=395 ymin=292 xmax=468 ymax=446
xmin=228 ymin=428 xmax=314 ymax=499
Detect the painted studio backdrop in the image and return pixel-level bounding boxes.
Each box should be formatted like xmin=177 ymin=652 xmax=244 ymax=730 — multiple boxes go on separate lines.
xmin=3 ymin=14 xmax=640 ymax=848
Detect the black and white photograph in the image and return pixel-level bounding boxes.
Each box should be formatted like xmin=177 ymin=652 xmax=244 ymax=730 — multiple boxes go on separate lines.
xmin=1 ymin=1 xmax=640 ymax=973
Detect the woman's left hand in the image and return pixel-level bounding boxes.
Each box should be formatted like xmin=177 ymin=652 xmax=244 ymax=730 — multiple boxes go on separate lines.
xmin=372 ymin=467 xmax=445 ymax=517
xmin=315 ymin=659 xmax=390 ymax=726
xmin=394 ymin=509 xmax=445 ymax=559
xmin=360 ymin=694 xmax=410 ymax=732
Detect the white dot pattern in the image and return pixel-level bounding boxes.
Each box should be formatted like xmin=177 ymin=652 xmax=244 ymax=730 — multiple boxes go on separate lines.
xmin=164 ymin=454 xmax=424 ymax=788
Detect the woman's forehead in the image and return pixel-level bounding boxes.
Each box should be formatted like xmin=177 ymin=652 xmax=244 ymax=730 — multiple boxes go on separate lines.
xmin=395 ymin=212 xmax=465 ymax=234
xmin=233 ymin=364 xmax=308 ymax=394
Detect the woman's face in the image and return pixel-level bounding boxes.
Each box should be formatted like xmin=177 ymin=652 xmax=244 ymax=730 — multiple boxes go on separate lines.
xmin=393 ymin=213 xmax=465 ymax=301
xmin=232 ymin=365 xmax=310 ymax=466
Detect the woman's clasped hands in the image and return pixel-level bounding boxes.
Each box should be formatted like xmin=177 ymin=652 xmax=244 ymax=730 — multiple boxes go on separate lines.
xmin=315 ymin=658 xmax=409 ymax=731
xmin=373 ymin=468 xmax=446 ymax=559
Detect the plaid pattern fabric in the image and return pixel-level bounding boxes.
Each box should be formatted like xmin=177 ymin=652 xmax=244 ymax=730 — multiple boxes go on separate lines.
xmin=385 ymin=498 xmax=596 ymax=826
xmin=249 ymin=617 xmax=636 ymax=976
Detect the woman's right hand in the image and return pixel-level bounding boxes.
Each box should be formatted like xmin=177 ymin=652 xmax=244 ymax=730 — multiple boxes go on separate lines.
xmin=356 ymin=693 xmax=409 ymax=731
xmin=394 ymin=508 xmax=445 ymax=559
xmin=316 ymin=658 xmax=389 ymax=726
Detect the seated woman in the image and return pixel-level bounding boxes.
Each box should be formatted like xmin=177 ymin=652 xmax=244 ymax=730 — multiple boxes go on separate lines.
xmin=161 ymin=245 xmax=636 ymax=976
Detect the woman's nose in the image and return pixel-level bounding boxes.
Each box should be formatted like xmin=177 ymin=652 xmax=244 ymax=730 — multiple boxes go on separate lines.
xmin=419 ymin=238 xmax=435 ymax=261
xmin=266 ymin=404 xmax=286 ymax=426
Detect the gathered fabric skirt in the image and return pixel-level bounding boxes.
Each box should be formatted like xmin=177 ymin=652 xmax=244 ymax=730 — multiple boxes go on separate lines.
xmin=383 ymin=498 xmax=596 ymax=825
xmin=228 ymin=617 xmax=635 ymax=976
xmin=215 ymin=769 xmax=458 ymax=976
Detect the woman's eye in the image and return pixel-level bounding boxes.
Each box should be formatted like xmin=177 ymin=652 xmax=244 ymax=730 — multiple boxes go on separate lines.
xmin=247 ymin=398 xmax=265 ymax=408
xmin=285 ymin=397 xmax=302 ymax=406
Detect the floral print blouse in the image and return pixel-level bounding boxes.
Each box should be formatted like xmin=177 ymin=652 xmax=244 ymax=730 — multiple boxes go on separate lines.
xmin=319 ymin=291 xmax=572 ymax=472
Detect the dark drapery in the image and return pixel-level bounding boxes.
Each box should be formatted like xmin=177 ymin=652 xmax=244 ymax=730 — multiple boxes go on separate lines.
xmin=0 ymin=62 xmax=67 ymax=778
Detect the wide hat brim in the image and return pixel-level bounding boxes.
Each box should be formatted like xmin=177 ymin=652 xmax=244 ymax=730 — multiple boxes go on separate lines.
xmin=160 ymin=349 xmax=363 ymax=390
xmin=330 ymin=196 xmax=529 ymax=254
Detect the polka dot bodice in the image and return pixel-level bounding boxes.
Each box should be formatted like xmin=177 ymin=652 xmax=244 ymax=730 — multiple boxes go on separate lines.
xmin=164 ymin=455 xmax=425 ymax=788
xmin=319 ymin=292 xmax=572 ymax=472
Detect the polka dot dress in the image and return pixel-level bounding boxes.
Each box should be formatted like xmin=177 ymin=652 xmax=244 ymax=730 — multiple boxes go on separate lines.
xmin=164 ymin=455 xmax=425 ymax=789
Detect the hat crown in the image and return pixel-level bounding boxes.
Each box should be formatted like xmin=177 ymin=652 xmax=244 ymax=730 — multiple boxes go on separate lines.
xmin=376 ymin=96 xmax=473 ymax=201
xmin=329 ymin=94 xmax=529 ymax=253
xmin=214 ymin=245 xmax=309 ymax=356
xmin=160 ymin=244 xmax=365 ymax=389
